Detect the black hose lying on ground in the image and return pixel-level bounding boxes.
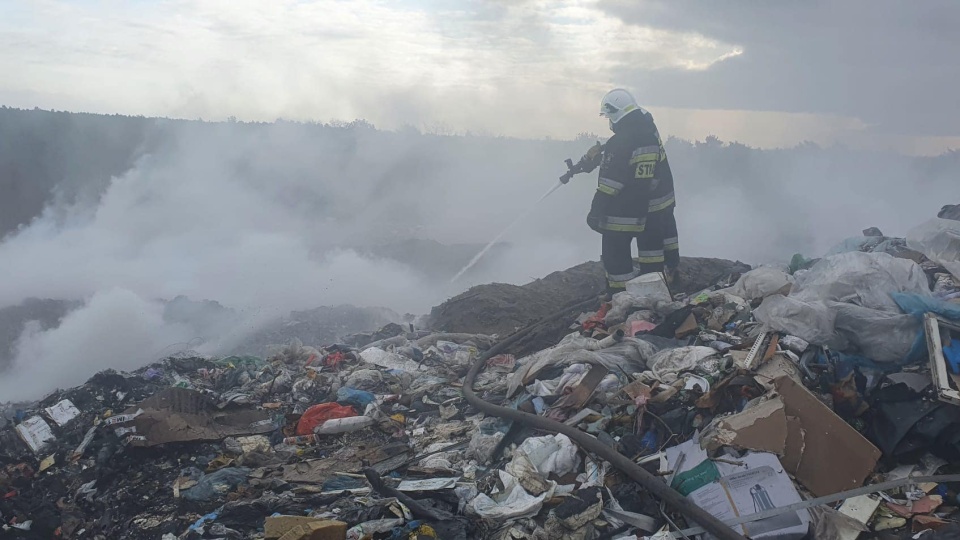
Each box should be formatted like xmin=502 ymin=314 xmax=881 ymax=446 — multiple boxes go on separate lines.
xmin=462 ymin=296 xmax=748 ymax=540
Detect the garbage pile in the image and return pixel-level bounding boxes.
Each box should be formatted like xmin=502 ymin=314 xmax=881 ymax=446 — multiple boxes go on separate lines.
xmin=3 ymin=215 xmax=960 ymax=540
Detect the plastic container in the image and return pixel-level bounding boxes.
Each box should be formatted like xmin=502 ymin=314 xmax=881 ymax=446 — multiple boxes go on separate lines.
xmin=314 ymin=415 xmax=375 ymax=435
xmin=625 ymin=272 xmax=671 ymax=302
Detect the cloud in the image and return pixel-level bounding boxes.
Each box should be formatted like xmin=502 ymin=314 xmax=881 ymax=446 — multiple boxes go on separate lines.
xmin=5 ymin=1 xmax=952 ymax=147
xmin=0 ymin=0 xmax=742 ymax=139
xmin=598 ymin=0 xmax=960 ymax=137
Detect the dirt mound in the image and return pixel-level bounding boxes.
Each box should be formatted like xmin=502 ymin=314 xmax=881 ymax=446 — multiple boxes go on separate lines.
xmin=428 ymin=257 xmax=752 ymax=342
xmin=428 ymin=262 xmax=605 ymax=338
xmin=228 ymin=305 xmax=400 ymax=357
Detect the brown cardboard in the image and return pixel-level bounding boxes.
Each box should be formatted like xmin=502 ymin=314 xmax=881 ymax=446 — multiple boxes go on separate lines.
xmin=675 ymin=313 xmax=699 ymax=338
xmin=775 ymin=376 xmax=882 ymax=497
xmin=700 ymin=397 xmax=787 ymax=455
xmin=781 ymin=416 xmax=805 ymax=473
xmin=622 ymin=380 xmax=652 ymax=401
xmin=755 ymin=352 xmax=804 ymax=390
xmin=266 ymin=516 xmax=324 ymax=539
xmin=551 ymin=364 xmax=609 ymax=409
xmin=283 ymin=456 xmax=360 ymax=484
xmin=118 ymin=388 xmax=275 ymax=447
xmin=278 ymin=520 xmax=347 ymax=540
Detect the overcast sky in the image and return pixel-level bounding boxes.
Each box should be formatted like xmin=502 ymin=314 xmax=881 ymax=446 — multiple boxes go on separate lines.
xmin=2 ymin=0 xmax=959 ymax=153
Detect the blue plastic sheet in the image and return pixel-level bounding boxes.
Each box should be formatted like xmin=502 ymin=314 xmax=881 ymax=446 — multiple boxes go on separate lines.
xmin=944 ymin=341 xmax=960 ymax=374
xmin=892 ymin=293 xmax=960 ymax=364
xmin=336 ymin=387 xmax=376 ymax=410
xmin=181 ymin=467 xmax=251 ymax=502
xmin=189 ymin=510 xmax=220 ymax=532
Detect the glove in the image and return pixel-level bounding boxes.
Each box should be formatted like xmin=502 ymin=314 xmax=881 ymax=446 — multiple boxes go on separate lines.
xmin=580 ymin=142 xmax=603 ymax=173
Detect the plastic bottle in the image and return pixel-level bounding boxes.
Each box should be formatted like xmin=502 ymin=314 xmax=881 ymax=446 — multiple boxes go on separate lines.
xmin=314 ymin=416 xmax=375 ymax=435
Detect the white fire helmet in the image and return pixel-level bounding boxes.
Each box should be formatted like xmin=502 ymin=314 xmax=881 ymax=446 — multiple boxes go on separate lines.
xmin=599 ymin=88 xmax=641 ymax=125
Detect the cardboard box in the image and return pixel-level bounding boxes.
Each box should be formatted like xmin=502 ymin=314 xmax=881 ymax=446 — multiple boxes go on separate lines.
xmin=775 ymin=376 xmax=881 ymax=497
xmin=15 ymin=416 xmax=55 ymax=454
xmin=666 ymin=440 xmax=810 ymax=540
xmin=277 ymin=520 xmax=347 ymax=540
xmin=700 ymin=377 xmax=882 ymax=497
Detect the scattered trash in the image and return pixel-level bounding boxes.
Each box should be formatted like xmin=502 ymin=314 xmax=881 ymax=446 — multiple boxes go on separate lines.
xmin=2 ymin=212 xmax=960 ymax=539
xmin=297 ymin=403 xmax=357 ymax=435
xmin=14 ymin=416 xmax=55 ymax=454
xmin=43 ymin=399 xmax=81 ymax=427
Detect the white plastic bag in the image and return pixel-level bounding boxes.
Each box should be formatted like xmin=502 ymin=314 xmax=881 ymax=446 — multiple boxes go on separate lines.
xmin=790 ymin=252 xmax=930 ymax=311
xmin=754 ymin=252 xmax=931 ymax=362
xmin=648 ymin=346 xmax=719 ymax=383
xmin=908 ymin=217 xmax=960 ymax=280
xmin=754 ymin=295 xmax=847 ymax=350
xmin=508 ymin=333 xmax=656 ymax=396
xmin=467 ymin=470 xmax=555 ymax=520
xmin=718 ymin=266 xmax=793 ymax=303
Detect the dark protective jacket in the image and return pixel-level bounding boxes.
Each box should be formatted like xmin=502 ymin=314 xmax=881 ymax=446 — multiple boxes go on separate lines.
xmin=587 ymin=109 xmax=674 ymax=234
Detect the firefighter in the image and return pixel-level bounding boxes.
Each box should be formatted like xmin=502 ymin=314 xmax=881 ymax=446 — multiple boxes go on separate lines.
xmin=582 ymin=88 xmax=679 ymax=297
xmin=634 ymin=112 xmax=679 ymax=283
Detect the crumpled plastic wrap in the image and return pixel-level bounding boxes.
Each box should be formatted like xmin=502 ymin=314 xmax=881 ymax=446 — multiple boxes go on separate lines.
xmin=908 ymin=217 xmax=960 ymax=280
xmin=754 ymin=252 xmax=932 ymax=362
xmin=648 ymin=346 xmax=719 ymax=383
xmin=505 ymin=433 xmax=580 ymax=492
xmin=605 ymin=291 xmax=680 ymax=325
xmin=717 ymin=266 xmax=794 ymax=303
xmin=467 ymin=417 xmax=509 ymax=463
xmin=467 ymin=470 xmax=556 ymax=521
xmin=508 ymin=333 xmax=656 ymax=397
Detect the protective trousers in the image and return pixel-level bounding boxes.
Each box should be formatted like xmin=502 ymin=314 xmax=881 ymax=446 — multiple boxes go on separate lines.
xmin=601 ymin=232 xmax=639 ymax=296
xmin=635 ymin=206 xmax=679 ymax=275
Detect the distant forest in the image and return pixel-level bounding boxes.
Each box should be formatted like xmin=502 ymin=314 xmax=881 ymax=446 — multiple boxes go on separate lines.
xmin=2 ymin=106 xmax=958 ymax=257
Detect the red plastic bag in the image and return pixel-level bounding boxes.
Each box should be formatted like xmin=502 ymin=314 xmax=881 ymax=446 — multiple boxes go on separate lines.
xmin=296 ymin=403 xmax=357 ymax=435
xmin=582 ymin=302 xmax=611 ymax=332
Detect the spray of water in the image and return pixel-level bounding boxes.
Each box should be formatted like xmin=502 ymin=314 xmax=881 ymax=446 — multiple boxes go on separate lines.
xmin=450 ymin=181 xmax=565 ymax=283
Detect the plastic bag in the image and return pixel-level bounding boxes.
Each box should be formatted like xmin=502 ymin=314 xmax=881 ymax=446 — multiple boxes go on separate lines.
xmin=296 ymin=403 xmax=357 ymax=435
xmin=505 ymin=434 xmax=580 ymax=495
xmin=648 ymin=346 xmax=719 ymax=383
xmin=605 ymin=291 xmax=665 ymax=324
xmin=507 ymin=434 xmax=580 ymax=478
xmin=754 ymin=295 xmax=847 ymax=350
xmin=907 ymin=218 xmax=960 ymax=280
xmin=718 ymin=266 xmax=793 ymax=302
xmin=336 ymin=387 xmax=376 ymax=410
xmin=508 ymin=334 xmax=656 ymax=396
xmin=467 ymin=418 xmax=509 ymax=463
xmin=754 ymin=253 xmax=932 ymax=362
xmin=360 ymin=347 xmax=425 ymax=373
xmin=831 ymin=302 xmax=919 ymax=363
xmin=344 ymin=369 xmax=384 ymax=391
xmin=893 ymin=292 xmax=960 ymax=363
xmin=790 ymin=252 xmax=930 ymax=311
xmin=181 ymin=467 xmax=251 ymax=502
xmin=823 ymin=236 xmax=907 ymax=257
xmin=467 ymin=470 xmax=554 ymax=520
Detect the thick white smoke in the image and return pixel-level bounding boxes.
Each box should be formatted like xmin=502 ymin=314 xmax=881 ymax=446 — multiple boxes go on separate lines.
xmin=0 ymin=120 xmax=956 ymax=402
xmin=0 ymin=122 xmax=593 ymax=400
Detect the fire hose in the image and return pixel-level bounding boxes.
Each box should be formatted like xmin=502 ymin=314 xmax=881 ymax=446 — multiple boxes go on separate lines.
xmin=462 ymin=296 xmax=748 ymax=540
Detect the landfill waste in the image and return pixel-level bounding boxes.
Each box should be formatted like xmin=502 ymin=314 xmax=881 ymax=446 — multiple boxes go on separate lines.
xmin=3 ymin=213 xmax=960 ymax=539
